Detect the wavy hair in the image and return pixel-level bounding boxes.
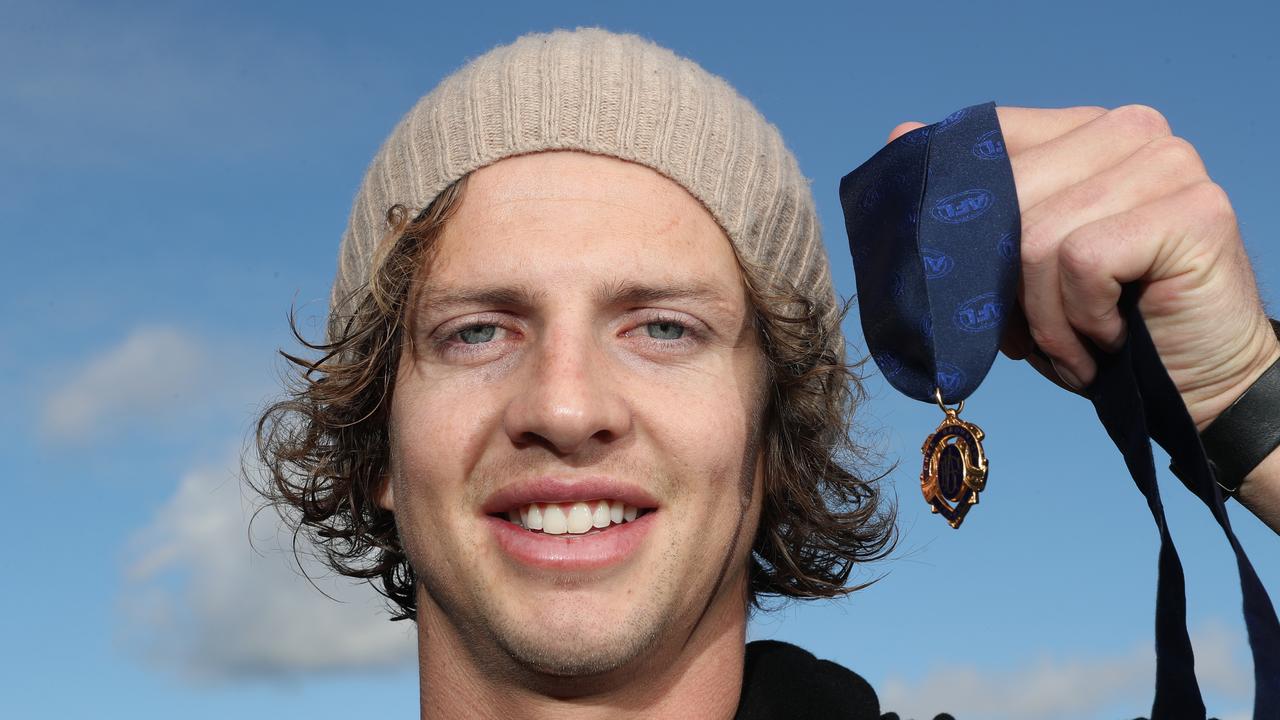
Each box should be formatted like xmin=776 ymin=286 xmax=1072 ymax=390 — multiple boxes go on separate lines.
xmin=250 ymin=173 xmax=895 ymax=621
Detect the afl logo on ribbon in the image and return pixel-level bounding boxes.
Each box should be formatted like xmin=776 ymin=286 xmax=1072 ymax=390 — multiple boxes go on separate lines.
xmin=921 ymin=248 xmax=954 ymax=279
xmin=935 ymin=108 xmax=969 ymax=133
xmin=997 ymin=231 xmax=1018 ymax=261
xmin=873 ymin=352 xmax=903 ymax=378
xmin=935 ymin=361 xmax=966 ymax=397
xmin=954 ymin=291 xmax=1004 ymax=333
xmin=900 ymin=126 xmax=931 ymax=146
xmin=931 ymin=189 xmax=993 ymax=224
xmin=972 ymin=129 xmax=1005 ymax=160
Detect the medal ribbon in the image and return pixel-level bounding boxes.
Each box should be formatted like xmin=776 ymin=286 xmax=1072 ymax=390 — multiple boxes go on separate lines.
xmin=839 ymin=101 xmax=1279 ymax=719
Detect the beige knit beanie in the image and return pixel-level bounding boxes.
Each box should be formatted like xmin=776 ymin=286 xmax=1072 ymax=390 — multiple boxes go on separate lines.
xmin=332 ymin=26 xmax=835 ymax=339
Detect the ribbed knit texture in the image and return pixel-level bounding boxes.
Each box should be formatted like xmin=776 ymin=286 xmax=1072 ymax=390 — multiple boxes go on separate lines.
xmin=332 ymin=27 xmax=835 ymax=343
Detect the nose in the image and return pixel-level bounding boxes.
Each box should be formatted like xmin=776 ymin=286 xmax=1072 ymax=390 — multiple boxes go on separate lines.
xmin=502 ymin=327 xmax=632 ymax=455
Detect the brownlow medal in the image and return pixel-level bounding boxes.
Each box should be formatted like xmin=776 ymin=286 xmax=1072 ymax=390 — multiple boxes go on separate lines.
xmin=920 ymin=390 xmax=989 ymax=529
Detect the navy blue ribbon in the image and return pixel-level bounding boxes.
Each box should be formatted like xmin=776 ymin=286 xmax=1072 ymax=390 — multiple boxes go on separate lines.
xmin=839 ymin=101 xmax=1279 ymax=719
xmin=839 ymin=102 xmax=1018 ymax=404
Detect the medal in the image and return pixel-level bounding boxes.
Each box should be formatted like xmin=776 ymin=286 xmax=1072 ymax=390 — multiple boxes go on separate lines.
xmin=920 ymin=388 xmax=988 ymax=529
xmin=839 ymin=102 xmax=1017 ymax=530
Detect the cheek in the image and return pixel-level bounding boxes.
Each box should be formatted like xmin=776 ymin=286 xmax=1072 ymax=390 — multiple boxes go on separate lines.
xmin=389 ymin=366 xmax=506 ymax=512
xmin=631 ymin=364 xmax=758 ymax=511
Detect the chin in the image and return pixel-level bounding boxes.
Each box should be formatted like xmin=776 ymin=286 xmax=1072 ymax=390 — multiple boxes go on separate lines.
xmin=483 ymin=588 xmax=670 ymax=678
xmin=496 ymin=621 xmax=663 ymax=679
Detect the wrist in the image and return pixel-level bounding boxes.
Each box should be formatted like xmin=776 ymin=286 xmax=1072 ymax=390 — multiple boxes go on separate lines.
xmin=1185 ymin=316 xmax=1280 ymax=433
xmin=1238 ymin=445 xmax=1280 ymax=532
xmin=1187 ymin=318 xmax=1280 ymax=498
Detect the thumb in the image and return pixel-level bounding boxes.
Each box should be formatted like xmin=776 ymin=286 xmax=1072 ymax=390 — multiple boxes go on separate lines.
xmin=887 ymin=121 xmax=928 ymax=144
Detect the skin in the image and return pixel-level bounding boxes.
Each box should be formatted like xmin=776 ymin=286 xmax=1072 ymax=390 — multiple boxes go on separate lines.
xmin=381 ymin=151 xmax=767 ymax=719
xmin=374 ymin=105 xmax=1280 ymax=720
xmin=891 ymin=105 xmax=1280 ymax=532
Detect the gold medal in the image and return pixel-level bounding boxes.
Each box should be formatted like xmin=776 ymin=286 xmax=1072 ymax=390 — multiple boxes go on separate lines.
xmin=920 ymin=388 xmax=988 ymax=529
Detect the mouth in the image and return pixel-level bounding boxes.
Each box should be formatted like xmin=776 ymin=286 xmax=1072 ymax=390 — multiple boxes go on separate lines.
xmin=488 ymin=499 xmax=657 ymax=536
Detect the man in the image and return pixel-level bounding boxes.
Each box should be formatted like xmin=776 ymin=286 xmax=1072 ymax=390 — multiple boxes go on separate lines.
xmin=253 ymin=28 xmax=1280 ymax=718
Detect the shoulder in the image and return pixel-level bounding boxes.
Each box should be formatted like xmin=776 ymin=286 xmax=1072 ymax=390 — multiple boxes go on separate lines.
xmin=735 ymin=640 xmax=882 ymax=720
xmin=736 ymin=640 xmax=959 ymax=720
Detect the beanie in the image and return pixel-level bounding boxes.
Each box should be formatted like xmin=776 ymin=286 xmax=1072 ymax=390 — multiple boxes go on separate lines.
xmin=331 ymin=26 xmax=836 ymax=341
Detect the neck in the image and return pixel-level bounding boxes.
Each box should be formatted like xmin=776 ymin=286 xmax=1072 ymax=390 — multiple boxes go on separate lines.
xmin=414 ymin=580 xmax=749 ymax=720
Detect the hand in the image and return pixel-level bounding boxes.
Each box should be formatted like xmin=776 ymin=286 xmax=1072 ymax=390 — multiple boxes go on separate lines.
xmin=888 ymin=105 xmax=1280 ymax=433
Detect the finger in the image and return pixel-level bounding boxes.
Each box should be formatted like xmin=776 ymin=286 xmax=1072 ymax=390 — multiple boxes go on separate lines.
xmin=1057 ymin=181 xmax=1232 ymax=362
xmin=1025 ymin=347 xmax=1086 ymax=396
xmin=1011 ymin=105 xmax=1174 ymax=211
xmin=1020 ymin=135 xmax=1210 ymax=352
xmin=1019 ymin=241 xmax=1096 ymax=391
xmin=995 ymin=105 xmax=1107 ymax=154
xmin=887 ymin=121 xmax=927 ymax=144
xmin=1021 ymin=134 xmax=1208 ymax=231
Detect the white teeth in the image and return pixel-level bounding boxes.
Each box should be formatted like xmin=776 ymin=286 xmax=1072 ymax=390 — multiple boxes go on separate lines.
xmin=566 ymin=502 xmax=593 ymax=534
xmin=592 ymin=500 xmax=611 ymax=528
xmin=508 ymin=499 xmax=649 ymax=532
xmin=541 ymin=504 xmax=567 ymax=535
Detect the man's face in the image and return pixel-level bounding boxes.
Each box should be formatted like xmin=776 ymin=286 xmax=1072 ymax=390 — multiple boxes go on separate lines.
xmin=384 ymin=151 xmax=767 ymax=679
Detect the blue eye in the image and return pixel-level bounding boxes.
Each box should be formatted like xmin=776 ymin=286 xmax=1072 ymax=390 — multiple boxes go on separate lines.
xmin=457 ymin=325 xmax=497 ymax=344
xmin=646 ymin=321 xmax=685 ymax=340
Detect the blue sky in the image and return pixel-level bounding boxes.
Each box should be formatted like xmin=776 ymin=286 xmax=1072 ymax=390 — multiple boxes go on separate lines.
xmin=3 ymin=1 xmax=1278 ymax=718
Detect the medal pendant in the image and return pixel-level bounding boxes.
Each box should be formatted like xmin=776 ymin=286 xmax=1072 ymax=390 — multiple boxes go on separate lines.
xmin=920 ymin=390 xmax=988 ymax=529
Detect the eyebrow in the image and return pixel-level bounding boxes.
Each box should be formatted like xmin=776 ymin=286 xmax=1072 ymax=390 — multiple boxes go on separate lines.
xmin=414 ymin=279 xmax=737 ymax=317
xmin=593 ymin=279 xmax=733 ymax=310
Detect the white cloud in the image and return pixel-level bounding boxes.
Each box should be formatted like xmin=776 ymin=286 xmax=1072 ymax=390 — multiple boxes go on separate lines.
xmin=41 ymin=326 xmax=208 ymax=441
xmin=121 ymin=447 xmax=415 ymax=680
xmin=40 ymin=325 xmax=269 ymax=444
xmin=879 ymin=620 xmax=1252 ymax=720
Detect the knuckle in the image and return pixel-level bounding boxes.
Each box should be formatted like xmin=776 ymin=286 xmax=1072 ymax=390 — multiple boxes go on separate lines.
xmin=1027 ymin=325 xmax=1072 ymax=357
xmin=1190 ymin=181 xmax=1235 ymax=222
xmin=1018 ymin=220 xmax=1058 ymax=266
xmin=1147 ymin=135 xmax=1206 ymax=175
xmin=1059 ymin=236 xmax=1104 ymax=279
xmin=1109 ymin=103 xmax=1172 ymax=139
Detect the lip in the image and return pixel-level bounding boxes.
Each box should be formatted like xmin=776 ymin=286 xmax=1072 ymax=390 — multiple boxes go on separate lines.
xmin=486 ymin=510 xmax=658 ymax=571
xmin=481 ymin=477 xmax=660 ymax=515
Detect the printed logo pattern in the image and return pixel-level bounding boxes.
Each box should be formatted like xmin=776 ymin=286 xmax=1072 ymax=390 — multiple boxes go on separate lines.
xmin=873 ymin=352 xmax=903 ymax=378
xmin=997 ymin=231 xmax=1018 ymax=261
xmin=954 ymin=292 xmax=1004 ymax=333
xmin=839 ymin=101 xmax=1019 ymax=404
xmin=921 ymin=248 xmax=954 ymax=279
xmin=936 ymin=362 xmax=967 ymax=397
xmin=934 ymin=108 xmax=969 ymax=133
xmin=972 ymin=129 xmax=1005 ymax=160
xmin=931 ymin=189 xmax=994 ymax=224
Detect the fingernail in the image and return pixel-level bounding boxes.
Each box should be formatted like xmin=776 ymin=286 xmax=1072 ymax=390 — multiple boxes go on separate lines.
xmin=1050 ymin=359 xmax=1083 ymax=390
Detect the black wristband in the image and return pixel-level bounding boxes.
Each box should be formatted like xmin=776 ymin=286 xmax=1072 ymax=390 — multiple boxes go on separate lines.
xmin=1171 ymin=318 xmax=1280 ymax=498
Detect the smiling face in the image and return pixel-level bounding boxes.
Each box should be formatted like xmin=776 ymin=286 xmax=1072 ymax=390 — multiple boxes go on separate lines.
xmin=382 ymin=150 xmax=768 ymax=682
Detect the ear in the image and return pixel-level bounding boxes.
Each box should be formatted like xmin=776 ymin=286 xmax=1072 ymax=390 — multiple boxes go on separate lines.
xmin=887 ymin=121 xmax=928 ymax=144
xmin=375 ymin=474 xmax=396 ymax=513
